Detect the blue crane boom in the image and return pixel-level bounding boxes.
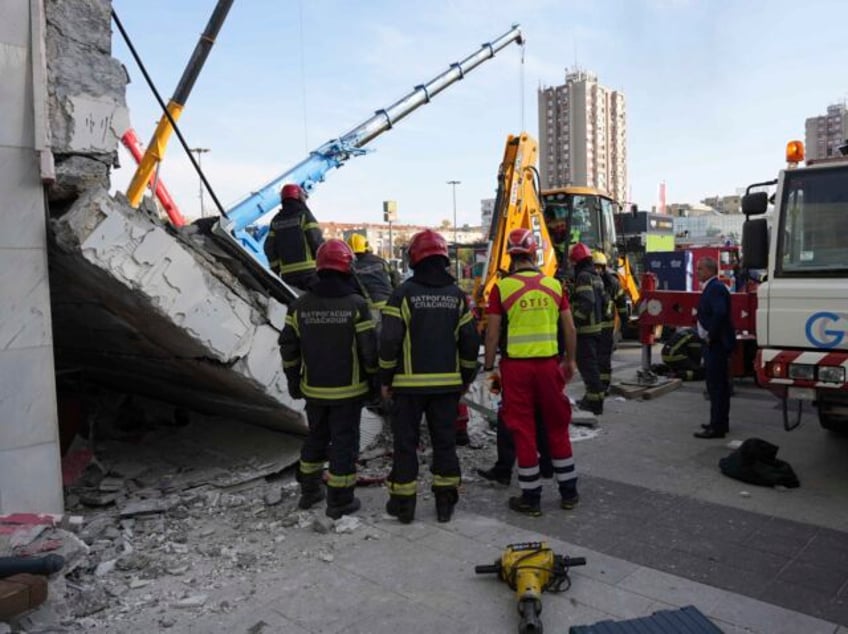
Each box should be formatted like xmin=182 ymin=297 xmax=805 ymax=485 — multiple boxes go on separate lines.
xmin=213 ymin=24 xmax=523 ymax=269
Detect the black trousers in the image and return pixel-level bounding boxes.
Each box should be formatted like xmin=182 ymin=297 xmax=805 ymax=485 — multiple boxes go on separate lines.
xmin=598 ymin=326 xmax=614 ymax=391
xmin=704 ymin=345 xmax=730 ymax=433
xmin=577 ymin=334 xmax=604 ymax=401
xmin=301 ymin=401 xmax=361 ymax=477
xmin=389 ymin=392 xmax=461 ymax=485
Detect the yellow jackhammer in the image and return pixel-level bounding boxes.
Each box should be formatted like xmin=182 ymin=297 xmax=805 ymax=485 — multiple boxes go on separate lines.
xmin=475 ymin=541 xmax=586 ymax=634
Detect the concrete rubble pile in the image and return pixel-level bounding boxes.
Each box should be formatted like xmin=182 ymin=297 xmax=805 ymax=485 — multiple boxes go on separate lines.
xmin=6 ymin=1 xmax=593 ymax=629
xmin=2 ymin=406 xmax=502 ymax=632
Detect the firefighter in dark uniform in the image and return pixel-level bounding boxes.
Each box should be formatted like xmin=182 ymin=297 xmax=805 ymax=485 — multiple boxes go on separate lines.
xmin=264 ymin=183 xmax=324 ymax=292
xmin=279 ymin=239 xmax=378 ymax=519
xmin=569 ymin=243 xmax=608 ymax=415
xmin=347 ymin=233 xmax=399 ymax=316
xmin=661 ymin=328 xmax=705 ymax=380
xmin=593 ymin=251 xmax=628 ymax=394
xmin=380 ymin=229 xmax=480 ymax=524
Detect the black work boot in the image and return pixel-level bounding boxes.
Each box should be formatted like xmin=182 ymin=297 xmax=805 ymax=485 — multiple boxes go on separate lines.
xmin=576 ymin=397 xmax=603 ymax=416
xmin=296 ymin=471 xmax=325 ymax=510
xmin=386 ymin=495 xmax=416 ymax=524
xmin=476 ymin=466 xmax=511 ymax=486
xmin=508 ymin=491 xmax=542 ymax=517
xmin=558 ymin=480 xmax=580 ymax=510
xmin=325 ymin=486 xmax=361 ymax=520
xmin=433 ymin=487 xmax=459 ymax=523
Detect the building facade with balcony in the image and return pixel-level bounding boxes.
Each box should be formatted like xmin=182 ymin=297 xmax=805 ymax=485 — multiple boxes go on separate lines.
xmin=538 ymin=68 xmax=627 ymax=203
xmin=805 ymin=103 xmax=848 ymax=160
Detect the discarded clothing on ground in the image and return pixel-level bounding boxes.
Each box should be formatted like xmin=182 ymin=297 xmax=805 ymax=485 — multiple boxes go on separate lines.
xmin=718 ymin=437 xmax=800 ymax=488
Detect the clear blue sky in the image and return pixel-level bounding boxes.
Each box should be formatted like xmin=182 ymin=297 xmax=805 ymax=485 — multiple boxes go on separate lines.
xmin=110 ymin=0 xmax=848 ymax=226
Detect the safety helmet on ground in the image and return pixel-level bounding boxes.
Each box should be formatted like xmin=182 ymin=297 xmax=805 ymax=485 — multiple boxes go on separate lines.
xmin=592 ymin=251 xmax=608 ymax=266
xmin=281 ymin=184 xmax=304 ymax=201
xmin=347 ymin=233 xmax=368 ymax=254
xmin=408 ymin=229 xmax=448 ymax=267
xmin=568 ymin=242 xmax=593 ymax=264
xmin=506 ymin=228 xmax=538 ymax=256
xmin=315 ymin=239 xmax=354 ymax=274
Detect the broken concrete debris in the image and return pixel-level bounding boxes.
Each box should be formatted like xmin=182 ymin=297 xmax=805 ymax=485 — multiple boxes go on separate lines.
xmin=49 ymin=187 xmax=305 ymax=433
xmin=2 ymin=397 xmax=508 ymax=630
xmin=5 ymin=0 xmax=558 ymax=629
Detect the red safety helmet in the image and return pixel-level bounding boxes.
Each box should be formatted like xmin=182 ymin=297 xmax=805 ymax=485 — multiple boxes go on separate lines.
xmin=408 ymin=229 xmax=448 ymax=267
xmin=315 ymin=239 xmax=354 ymax=273
xmin=568 ymin=242 xmax=593 ymax=264
xmin=506 ymin=228 xmax=537 ymax=256
xmin=281 ymin=184 xmax=304 ymax=200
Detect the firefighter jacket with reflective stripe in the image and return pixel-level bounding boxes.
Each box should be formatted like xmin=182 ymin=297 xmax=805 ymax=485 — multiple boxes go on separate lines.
xmin=379 ymin=263 xmax=480 ymax=394
xmin=661 ymin=327 xmax=703 ymax=369
xmin=279 ymin=275 xmax=377 ymax=405
xmin=599 ymin=269 xmax=627 ymax=330
xmin=263 ymin=199 xmax=324 ymax=278
xmin=571 ymin=260 xmax=607 ymax=335
xmin=353 ymin=252 xmax=396 ymax=307
xmin=496 ymin=270 xmax=563 ymax=359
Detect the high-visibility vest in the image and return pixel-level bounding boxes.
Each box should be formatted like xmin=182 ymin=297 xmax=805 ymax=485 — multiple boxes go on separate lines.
xmin=498 ymin=271 xmax=562 ymax=359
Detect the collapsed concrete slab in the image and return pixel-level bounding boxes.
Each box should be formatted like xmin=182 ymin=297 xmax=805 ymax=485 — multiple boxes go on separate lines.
xmin=44 ymin=0 xmax=129 ymax=208
xmin=49 ymin=187 xmax=306 ymax=433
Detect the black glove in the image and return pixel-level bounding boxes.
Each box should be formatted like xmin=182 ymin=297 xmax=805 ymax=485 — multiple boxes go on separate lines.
xmin=368 ymin=375 xmax=381 ymax=400
xmin=285 ymin=372 xmax=304 ymax=400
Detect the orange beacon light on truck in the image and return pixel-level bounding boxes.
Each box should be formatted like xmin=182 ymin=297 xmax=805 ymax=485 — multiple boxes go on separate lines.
xmin=786 ymin=140 xmax=804 ymax=165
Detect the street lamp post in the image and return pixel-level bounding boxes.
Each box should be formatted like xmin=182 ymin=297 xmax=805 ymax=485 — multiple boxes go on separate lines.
xmin=446 ymin=180 xmax=461 ymax=279
xmin=190 ymin=147 xmax=210 ymax=217
xmin=383 ymin=200 xmax=398 ymax=268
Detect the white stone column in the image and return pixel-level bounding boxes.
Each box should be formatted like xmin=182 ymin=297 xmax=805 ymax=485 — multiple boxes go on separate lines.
xmin=0 ymin=0 xmax=63 ymax=513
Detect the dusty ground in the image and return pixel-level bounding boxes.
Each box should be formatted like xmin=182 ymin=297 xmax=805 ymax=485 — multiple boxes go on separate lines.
xmin=6 ymin=392 xmax=514 ymax=632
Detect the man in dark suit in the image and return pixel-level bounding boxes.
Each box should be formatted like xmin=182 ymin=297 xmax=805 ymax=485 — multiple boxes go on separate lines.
xmin=694 ymin=256 xmax=735 ymax=439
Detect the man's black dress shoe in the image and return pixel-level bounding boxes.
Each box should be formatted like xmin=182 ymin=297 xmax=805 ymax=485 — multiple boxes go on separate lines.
xmin=694 ymin=427 xmax=726 ymax=439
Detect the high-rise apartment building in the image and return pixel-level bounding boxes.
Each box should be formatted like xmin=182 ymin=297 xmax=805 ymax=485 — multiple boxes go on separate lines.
xmin=480 ymin=198 xmax=495 ymax=233
xmin=805 ymin=103 xmax=848 ymax=159
xmin=538 ymin=69 xmax=627 ymax=203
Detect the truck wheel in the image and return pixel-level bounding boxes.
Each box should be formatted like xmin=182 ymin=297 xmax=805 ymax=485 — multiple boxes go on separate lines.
xmin=817 ymin=397 xmax=848 ymax=434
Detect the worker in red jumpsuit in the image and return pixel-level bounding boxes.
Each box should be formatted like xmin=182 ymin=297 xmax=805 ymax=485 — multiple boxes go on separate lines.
xmin=483 ymin=229 xmax=579 ymax=516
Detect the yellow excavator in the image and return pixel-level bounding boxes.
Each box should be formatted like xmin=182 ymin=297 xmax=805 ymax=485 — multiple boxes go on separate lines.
xmin=474 ymin=132 xmax=639 ymax=331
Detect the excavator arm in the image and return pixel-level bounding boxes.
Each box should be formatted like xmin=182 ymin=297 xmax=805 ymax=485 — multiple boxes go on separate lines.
xmin=474 ymin=132 xmax=557 ymax=319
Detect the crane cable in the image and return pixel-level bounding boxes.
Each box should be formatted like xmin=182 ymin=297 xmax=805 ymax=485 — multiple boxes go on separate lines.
xmin=111 ymin=9 xmax=228 ymax=220
xmin=520 ymin=37 xmax=526 ymax=131
xmin=298 ymin=0 xmax=309 ymax=153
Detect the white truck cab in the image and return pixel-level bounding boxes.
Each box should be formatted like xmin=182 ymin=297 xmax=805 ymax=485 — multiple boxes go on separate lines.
xmin=742 ymin=140 xmax=848 ymax=431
